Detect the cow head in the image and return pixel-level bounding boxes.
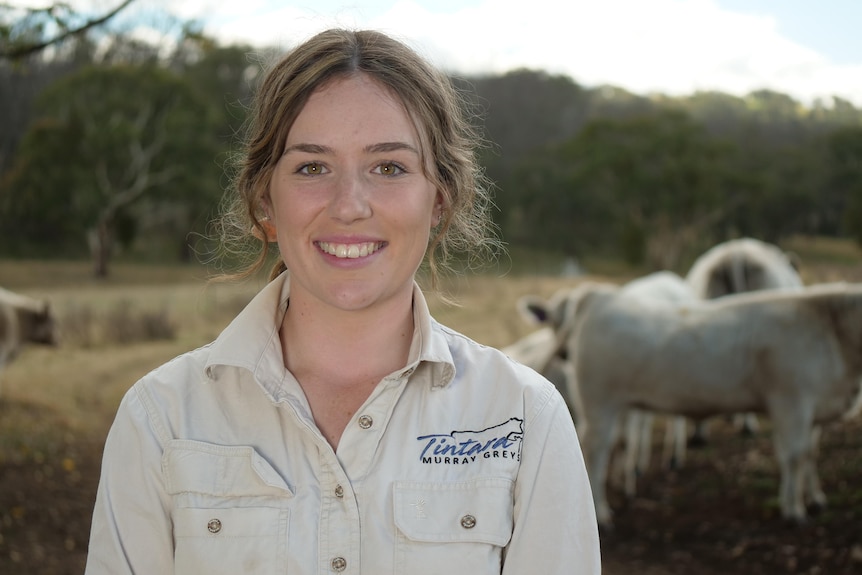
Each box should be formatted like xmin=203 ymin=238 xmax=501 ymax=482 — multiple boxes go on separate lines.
xmin=516 ymin=281 xmax=618 ymax=365
xmin=28 ymin=302 xmax=59 ymax=346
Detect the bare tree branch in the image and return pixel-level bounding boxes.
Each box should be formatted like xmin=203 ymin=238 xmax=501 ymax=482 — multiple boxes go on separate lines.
xmin=1 ymin=0 xmax=136 ymax=59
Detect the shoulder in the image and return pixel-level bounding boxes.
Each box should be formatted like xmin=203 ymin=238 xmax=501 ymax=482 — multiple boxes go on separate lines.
xmin=433 ymin=320 xmax=558 ymax=404
xmin=122 ymin=343 xmax=219 ymax=420
xmin=137 ymin=343 xmax=215 ymax=390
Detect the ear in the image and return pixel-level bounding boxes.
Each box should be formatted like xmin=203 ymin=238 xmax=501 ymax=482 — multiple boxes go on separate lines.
xmin=251 ymin=216 xmax=278 ymax=243
xmin=252 ymin=199 xmax=277 ymax=242
xmin=517 ymin=295 xmax=551 ymax=325
xmin=785 ymin=250 xmax=802 ymax=273
xmin=431 ymin=194 xmax=444 ymax=228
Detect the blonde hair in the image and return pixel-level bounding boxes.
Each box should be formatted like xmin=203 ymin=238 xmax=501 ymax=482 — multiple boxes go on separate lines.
xmin=216 ymin=28 xmax=499 ymax=287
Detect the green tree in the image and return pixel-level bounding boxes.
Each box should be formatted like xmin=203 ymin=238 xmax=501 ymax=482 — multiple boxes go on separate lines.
xmin=678 ymin=91 xmax=750 ymax=138
xmin=826 ymin=127 xmax=862 ymax=245
xmin=463 ymin=69 xmax=590 ymax=187
xmin=508 ymin=110 xmax=739 ymax=268
xmin=0 ymin=63 xmax=221 ymax=275
xmin=726 ymin=136 xmax=825 ymax=241
xmin=178 ymin=41 xmax=261 ymax=146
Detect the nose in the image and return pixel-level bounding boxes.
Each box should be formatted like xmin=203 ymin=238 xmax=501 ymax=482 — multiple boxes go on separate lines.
xmin=328 ymin=172 xmax=372 ymax=223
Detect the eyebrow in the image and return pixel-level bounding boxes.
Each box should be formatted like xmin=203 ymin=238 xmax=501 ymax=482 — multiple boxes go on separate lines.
xmin=282 ymin=143 xmax=331 ymax=156
xmin=282 ymin=142 xmax=420 ymax=156
xmin=366 ymin=142 xmax=420 ymax=155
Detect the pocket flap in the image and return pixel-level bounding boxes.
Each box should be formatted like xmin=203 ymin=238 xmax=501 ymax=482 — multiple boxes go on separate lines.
xmin=163 ymin=439 xmax=293 ymax=497
xmin=394 ymin=478 xmax=514 ymax=546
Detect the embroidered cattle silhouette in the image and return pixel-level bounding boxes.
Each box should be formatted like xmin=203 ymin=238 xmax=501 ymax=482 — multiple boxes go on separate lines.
xmin=416 ymin=417 xmax=525 ymax=463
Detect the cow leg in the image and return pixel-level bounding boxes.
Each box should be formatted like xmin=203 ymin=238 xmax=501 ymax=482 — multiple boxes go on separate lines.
xmin=620 ymin=409 xmax=651 ymax=498
xmin=688 ymin=417 xmax=711 ymax=447
xmin=733 ymin=412 xmax=760 ymax=436
xmin=580 ymin=404 xmax=622 ymax=528
xmin=804 ymin=425 xmax=827 ymax=509
xmin=768 ymin=399 xmax=815 ymax=522
xmin=608 ymin=416 xmax=625 ymax=491
xmin=662 ymin=416 xmax=687 ymax=470
xmin=636 ymin=410 xmax=654 ymax=476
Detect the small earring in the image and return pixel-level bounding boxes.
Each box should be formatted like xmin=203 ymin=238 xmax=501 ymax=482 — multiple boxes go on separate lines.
xmin=432 ymin=207 xmax=443 ymax=228
xmin=252 ymin=216 xmax=277 ymax=242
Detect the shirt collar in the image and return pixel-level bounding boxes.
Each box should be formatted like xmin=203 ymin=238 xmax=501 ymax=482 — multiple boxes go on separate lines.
xmin=204 ymin=272 xmax=291 ymax=400
xmin=409 ymin=282 xmax=456 ymax=389
xmin=204 ymin=273 xmax=456 ymax=393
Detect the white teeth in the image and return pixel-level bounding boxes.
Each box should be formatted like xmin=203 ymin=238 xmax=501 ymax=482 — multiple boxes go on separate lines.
xmin=319 ymin=241 xmax=380 ymax=259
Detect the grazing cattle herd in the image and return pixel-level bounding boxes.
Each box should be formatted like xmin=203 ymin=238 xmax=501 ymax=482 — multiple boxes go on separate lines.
xmin=2 ymin=237 xmax=861 ymax=535
xmin=508 ymin=238 xmax=862 ymax=528
xmin=0 ymin=287 xmax=58 ymax=396
xmin=685 ymin=237 xmax=804 ymax=441
xmin=516 ymin=270 xmax=696 ymax=500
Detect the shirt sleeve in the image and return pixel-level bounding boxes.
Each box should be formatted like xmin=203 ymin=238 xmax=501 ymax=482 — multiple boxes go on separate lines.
xmin=84 ymin=384 xmax=175 ymax=574
xmin=502 ymin=385 xmax=602 ymax=574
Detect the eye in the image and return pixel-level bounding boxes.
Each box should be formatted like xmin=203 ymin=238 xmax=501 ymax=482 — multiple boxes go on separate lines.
xmin=298 ymin=162 xmax=327 ymax=175
xmin=375 ymin=162 xmax=405 ymax=176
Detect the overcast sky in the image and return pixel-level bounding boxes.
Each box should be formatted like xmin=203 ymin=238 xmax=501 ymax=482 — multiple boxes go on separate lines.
xmin=74 ymin=0 xmax=862 ymax=106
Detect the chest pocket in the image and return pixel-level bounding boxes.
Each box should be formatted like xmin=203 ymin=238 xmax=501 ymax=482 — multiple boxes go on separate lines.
xmin=394 ymin=478 xmax=514 ymax=575
xmin=163 ymin=439 xmax=293 ymax=575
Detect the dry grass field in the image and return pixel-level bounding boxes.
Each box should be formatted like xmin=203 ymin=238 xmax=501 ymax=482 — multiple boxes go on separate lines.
xmin=1 ymin=236 xmax=861 ymax=574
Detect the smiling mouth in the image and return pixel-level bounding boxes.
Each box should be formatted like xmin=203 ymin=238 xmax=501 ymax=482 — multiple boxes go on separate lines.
xmin=317 ymin=241 xmax=383 ymax=259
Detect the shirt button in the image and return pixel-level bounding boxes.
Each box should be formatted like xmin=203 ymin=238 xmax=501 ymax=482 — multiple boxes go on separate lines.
xmin=357 ymin=414 xmax=373 ymax=429
xmin=331 ymin=556 xmax=347 ymax=572
xmin=334 ymin=484 xmax=344 ymax=498
xmin=207 ymin=518 xmax=222 ymax=533
xmin=460 ymin=514 xmax=477 ymax=529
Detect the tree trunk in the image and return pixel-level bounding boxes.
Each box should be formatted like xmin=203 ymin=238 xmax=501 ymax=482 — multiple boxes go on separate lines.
xmin=87 ymin=219 xmax=113 ymax=278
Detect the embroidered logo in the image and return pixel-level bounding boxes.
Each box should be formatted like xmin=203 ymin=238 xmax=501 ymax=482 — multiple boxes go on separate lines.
xmin=416 ymin=417 xmax=524 ymax=465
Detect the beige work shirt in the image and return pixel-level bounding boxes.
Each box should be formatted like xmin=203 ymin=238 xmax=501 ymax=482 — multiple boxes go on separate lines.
xmin=85 ymin=273 xmax=600 ymax=574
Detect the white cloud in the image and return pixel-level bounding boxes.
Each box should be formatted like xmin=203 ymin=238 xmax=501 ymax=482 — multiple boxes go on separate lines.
xmin=353 ymin=0 xmax=861 ymax=105
xmin=38 ymin=0 xmax=862 ymax=105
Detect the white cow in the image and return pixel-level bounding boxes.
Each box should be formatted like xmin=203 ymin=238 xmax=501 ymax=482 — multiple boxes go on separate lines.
xmin=502 ymin=326 xmax=572 ymax=408
xmin=0 ymin=287 xmax=58 ymax=396
xmin=686 ymin=237 xmax=802 ymax=299
xmin=529 ymin=281 xmax=862 ymax=527
xmin=686 ymin=237 xmax=804 ymax=439
xmin=614 ymin=272 xmax=694 ymax=493
xmin=517 ymin=271 xmax=695 ymax=498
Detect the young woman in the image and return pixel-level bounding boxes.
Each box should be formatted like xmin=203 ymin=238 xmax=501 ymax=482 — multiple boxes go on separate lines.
xmin=85 ymin=28 xmax=601 ymax=574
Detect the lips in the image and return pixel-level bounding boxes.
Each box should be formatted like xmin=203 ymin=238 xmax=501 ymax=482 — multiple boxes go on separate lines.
xmin=317 ymin=241 xmax=383 ymax=259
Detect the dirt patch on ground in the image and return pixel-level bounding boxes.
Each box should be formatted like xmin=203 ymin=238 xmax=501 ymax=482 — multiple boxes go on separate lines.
xmin=1 ymin=399 xmax=860 ymax=574
xmin=600 ymin=417 xmax=862 ymax=574
xmin=0 ymin=399 xmax=100 ymax=574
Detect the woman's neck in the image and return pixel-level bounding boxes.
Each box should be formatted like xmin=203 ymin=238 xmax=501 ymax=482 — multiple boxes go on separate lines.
xmin=279 ymin=289 xmax=416 ymax=450
xmin=279 ymin=290 xmax=415 ymax=389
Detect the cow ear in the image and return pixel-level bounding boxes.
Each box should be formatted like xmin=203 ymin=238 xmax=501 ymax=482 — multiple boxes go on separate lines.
xmin=516 ymin=295 xmax=550 ymax=325
xmin=785 ymin=251 xmax=802 ymax=273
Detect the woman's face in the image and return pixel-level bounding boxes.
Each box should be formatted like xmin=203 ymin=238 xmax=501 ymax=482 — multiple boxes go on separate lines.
xmin=267 ymin=73 xmax=441 ymax=314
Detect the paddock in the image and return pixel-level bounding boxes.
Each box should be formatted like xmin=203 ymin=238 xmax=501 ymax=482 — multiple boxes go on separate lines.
xmin=1 ymin=251 xmax=861 ymax=575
